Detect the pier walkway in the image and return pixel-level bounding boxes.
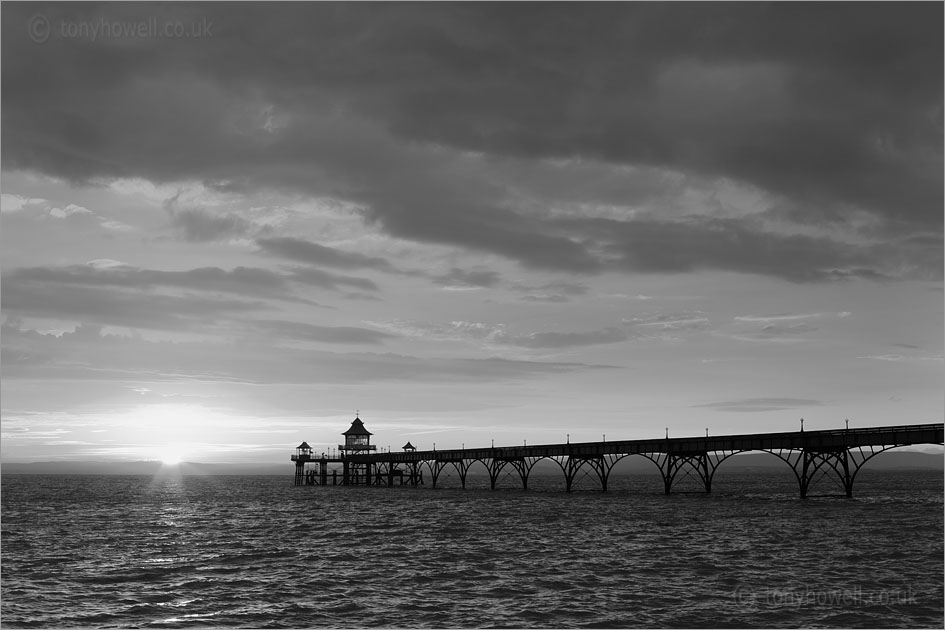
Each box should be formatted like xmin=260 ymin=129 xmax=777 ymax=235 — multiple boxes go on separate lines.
xmin=293 ymin=422 xmax=943 ymax=497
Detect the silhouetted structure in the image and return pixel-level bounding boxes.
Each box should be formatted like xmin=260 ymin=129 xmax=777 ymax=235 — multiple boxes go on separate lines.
xmin=292 ymin=442 xmax=314 ymax=486
xmin=292 ymin=421 xmax=943 ymax=497
xmin=291 ymin=414 xmax=417 ymax=487
xmin=339 ymin=414 xmax=376 ymax=484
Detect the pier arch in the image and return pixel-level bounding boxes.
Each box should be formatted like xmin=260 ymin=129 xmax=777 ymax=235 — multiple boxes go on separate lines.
xmin=759 ymin=443 xmax=923 ymax=498
xmin=463 ymin=459 xmax=492 ymax=490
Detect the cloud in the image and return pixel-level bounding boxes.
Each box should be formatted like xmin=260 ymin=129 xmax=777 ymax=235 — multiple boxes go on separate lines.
xmin=694 ymin=398 xmax=824 ymax=413
xmin=0 ymin=193 xmax=140 ymax=236
xmin=370 ymin=318 xmax=631 ymax=350
xmin=432 ymin=268 xmax=501 ymax=289
xmin=727 ymin=310 xmax=857 ymax=343
xmin=513 ymin=280 xmax=589 ymax=303
xmin=624 ymin=311 xmax=711 ymax=332
xmin=1 ymin=193 xmax=44 ymax=213
xmin=565 ymin=215 xmax=913 ymax=281
xmin=734 ymin=313 xmax=825 ymax=323
xmin=245 ymin=320 xmax=395 ymax=345
xmin=1 ymin=264 xmax=319 ymax=331
xmin=168 ymin=207 xmax=259 ymax=242
xmin=520 ymin=294 xmax=570 ymax=304
xmin=286 ymin=267 xmax=379 ymax=292
xmin=49 ymin=203 xmax=92 ymax=218
xmin=731 ymin=323 xmax=819 ymax=342
xmin=857 ymin=354 xmax=944 ymax=363
xmin=493 ymin=327 xmax=629 ymax=349
xmin=5 ymin=264 xmax=306 ymax=301
xmin=1 ymin=322 xmax=610 ymax=385
xmin=2 ymin=279 xmax=267 ymax=332
xmin=257 ymin=237 xmax=394 ymax=271
xmin=1 ymin=3 xmax=940 ymax=280
xmin=365 ymin=319 xmax=497 ymax=344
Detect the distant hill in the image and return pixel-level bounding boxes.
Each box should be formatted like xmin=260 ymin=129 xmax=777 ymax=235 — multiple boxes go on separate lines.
xmin=1 ymin=461 xmax=291 ymax=476
xmin=4 ymin=450 xmax=940 ymax=476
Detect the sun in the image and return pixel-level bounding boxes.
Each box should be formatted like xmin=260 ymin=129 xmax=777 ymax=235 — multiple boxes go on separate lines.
xmin=157 ymin=447 xmax=186 ymax=466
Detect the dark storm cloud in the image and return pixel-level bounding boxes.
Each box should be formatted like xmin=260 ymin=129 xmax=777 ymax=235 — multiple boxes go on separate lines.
xmin=2 ymin=2 xmax=940 ymax=279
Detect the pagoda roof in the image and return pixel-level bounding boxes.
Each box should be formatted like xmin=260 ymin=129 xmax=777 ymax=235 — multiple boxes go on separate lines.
xmin=342 ymin=416 xmax=373 ymax=436
xmin=296 ymin=441 xmax=311 ymax=449
xmin=402 ymin=441 xmax=415 ymax=450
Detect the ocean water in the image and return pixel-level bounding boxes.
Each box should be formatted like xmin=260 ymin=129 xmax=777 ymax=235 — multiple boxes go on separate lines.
xmin=1 ymin=469 xmax=942 ymax=628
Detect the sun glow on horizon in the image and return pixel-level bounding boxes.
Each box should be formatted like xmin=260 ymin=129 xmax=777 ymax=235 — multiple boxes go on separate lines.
xmin=158 ymin=448 xmax=185 ymax=466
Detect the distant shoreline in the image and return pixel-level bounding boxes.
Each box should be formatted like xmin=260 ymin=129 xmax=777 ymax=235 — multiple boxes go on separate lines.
xmin=3 ymin=451 xmax=942 ymax=476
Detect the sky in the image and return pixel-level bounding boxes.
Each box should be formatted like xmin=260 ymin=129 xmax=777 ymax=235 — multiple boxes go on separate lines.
xmin=2 ymin=2 xmax=942 ymax=466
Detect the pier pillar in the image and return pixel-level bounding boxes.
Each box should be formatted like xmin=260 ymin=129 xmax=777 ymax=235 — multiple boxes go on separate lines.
xmin=839 ymin=449 xmax=853 ymax=498
xmin=699 ymin=453 xmax=712 ymax=494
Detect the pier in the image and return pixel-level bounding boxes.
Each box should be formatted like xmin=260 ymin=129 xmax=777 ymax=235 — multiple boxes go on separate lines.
xmin=293 ymin=416 xmax=943 ymax=498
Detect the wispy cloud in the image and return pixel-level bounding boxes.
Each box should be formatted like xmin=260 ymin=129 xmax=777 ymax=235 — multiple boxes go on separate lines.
xmin=257 ymin=237 xmax=394 ymax=271
xmin=368 ymin=319 xmax=632 ymax=350
xmin=243 ymin=319 xmax=395 ymax=345
xmin=694 ymin=398 xmax=824 ymax=413
xmin=432 ymin=268 xmax=501 ymax=290
xmin=1 ymin=322 xmax=611 ymax=385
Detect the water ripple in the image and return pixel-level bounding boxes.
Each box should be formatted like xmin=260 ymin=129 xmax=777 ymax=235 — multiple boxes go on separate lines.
xmin=2 ymin=471 xmax=942 ymax=628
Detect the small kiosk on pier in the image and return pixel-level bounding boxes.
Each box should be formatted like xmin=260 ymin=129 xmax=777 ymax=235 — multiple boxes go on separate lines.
xmin=292 ymin=414 xmax=418 ymax=486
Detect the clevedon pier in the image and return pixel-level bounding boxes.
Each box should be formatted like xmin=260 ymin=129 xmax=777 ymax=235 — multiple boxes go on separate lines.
xmin=292 ymin=415 xmax=944 ymax=498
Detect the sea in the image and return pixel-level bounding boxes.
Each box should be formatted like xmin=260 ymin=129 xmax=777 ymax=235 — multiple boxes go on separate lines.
xmin=1 ymin=469 xmax=942 ymax=628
